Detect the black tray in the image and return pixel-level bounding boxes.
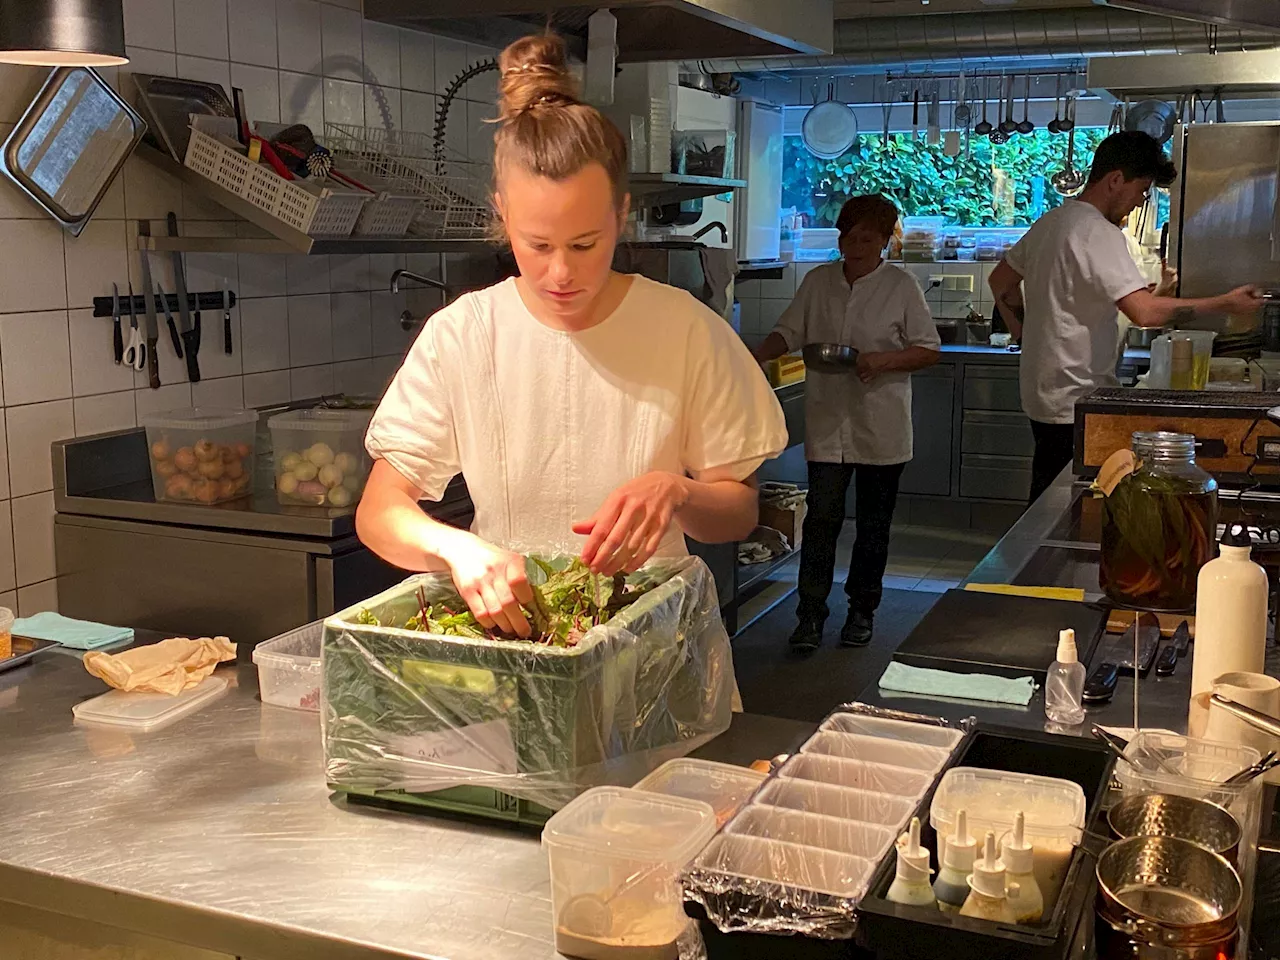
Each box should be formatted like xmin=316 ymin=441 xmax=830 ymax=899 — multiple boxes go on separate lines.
xmin=856 ymin=725 xmax=1114 ymax=960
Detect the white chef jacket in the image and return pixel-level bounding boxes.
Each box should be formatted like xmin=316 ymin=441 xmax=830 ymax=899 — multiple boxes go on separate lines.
xmin=770 ymin=261 xmax=940 ymax=465
xmin=1006 ymin=200 xmax=1149 ymax=424
xmin=366 ymin=275 xmax=788 ymax=558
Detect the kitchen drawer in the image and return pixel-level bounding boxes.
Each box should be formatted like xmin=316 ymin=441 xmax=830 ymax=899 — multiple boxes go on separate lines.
xmin=961 ymin=410 xmax=1034 ymax=457
xmin=960 ymin=454 xmax=1032 ymax=501
xmin=962 ymin=376 xmax=1022 ymax=412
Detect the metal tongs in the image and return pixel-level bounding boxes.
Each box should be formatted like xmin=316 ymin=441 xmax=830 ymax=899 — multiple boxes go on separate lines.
xmin=1208 ymin=694 xmax=1280 ymax=788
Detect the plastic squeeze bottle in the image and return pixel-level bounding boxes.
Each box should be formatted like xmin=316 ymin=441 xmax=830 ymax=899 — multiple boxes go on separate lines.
xmin=887 ymin=817 xmax=937 ymax=908
xmin=1000 ymin=812 xmax=1044 ymax=923
xmin=933 ymin=808 xmax=978 ymax=913
xmin=1045 ymin=628 xmax=1086 ymax=726
xmin=960 ymin=831 xmax=1018 ymax=923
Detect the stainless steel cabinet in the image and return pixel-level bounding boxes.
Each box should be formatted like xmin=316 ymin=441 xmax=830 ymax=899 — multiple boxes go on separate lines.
xmin=900 ymin=364 xmax=956 ymax=497
xmin=963 ymin=364 xmax=1023 ymax=412
xmin=960 ymin=453 xmax=1034 ymax=501
xmin=962 ymin=410 xmax=1035 ymax=457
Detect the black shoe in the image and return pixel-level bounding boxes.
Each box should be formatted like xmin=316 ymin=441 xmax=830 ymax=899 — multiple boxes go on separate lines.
xmin=788 ymin=618 xmax=825 ymax=653
xmin=841 ymin=611 xmax=874 ymax=647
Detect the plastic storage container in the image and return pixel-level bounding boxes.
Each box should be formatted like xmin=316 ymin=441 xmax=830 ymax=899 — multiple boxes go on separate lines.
xmin=72 ymin=675 xmax=230 ymax=732
xmin=800 ymin=731 xmax=951 ymax=773
xmin=544 ymin=786 xmax=715 ymax=960
xmin=0 ymin=605 xmax=11 ymax=659
xmin=727 ymin=805 xmax=896 ymax=861
xmin=635 ymin=758 xmax=766 ymax=828
xmin=142 ymin=407 xmax=258 ymax=504
xmin=819 ymin=712 xmax=964 ymax=750
xmin=779 ymin=753 xmax=933 ymax=797
xmin=252 ymin=620 xmax=322 ymax=711
xmin=268 ymin=408 xmax=373 ymax=507
xmin=755 ymin=777 xmax=915 ymax=827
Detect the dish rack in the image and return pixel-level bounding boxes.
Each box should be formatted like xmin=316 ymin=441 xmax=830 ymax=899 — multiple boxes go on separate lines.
xmin=184 ymin=116 xmax=367 ymax=237
xmin=324 ymin=124 xmax=492 ymax=239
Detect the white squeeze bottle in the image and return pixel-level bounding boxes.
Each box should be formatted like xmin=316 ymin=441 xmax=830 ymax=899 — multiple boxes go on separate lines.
xmin=887 ymin=817 xmax=937 ymax=908
xmin=933 ymin=809 xmax=977 ymax=913
xmin=1045 ymin=628 xmax=1086 ymax=726
xmin=1000 ymin=812 xmax=1044 ymax=923
xmin=960 ymin=831 xmax=1018 ymax=923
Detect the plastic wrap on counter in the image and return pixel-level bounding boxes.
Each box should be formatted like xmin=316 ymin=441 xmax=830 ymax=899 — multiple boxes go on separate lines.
xmin=321 ymin=555 xmax=735 ymax=811
xmin=682 ymin=704 xmax=964 ymax=941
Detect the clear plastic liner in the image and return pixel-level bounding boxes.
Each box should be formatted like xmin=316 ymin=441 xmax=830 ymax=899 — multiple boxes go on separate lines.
xmin=727 ymin=806 xmax=897 ymax=861
xmin=755 ymin=778 xmax=916 ymax=826
xmin=800 ymin=731 xmax=952 ymax=772
xmin=779 ymin=753 xmax=934 ymax=797
xmin=819 ymin=712 xmax=966 ymax=750
xmin=321 ymin=555 xmax=734 ymax=811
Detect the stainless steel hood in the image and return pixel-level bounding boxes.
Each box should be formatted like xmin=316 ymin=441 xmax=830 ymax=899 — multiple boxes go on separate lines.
xmin=364 ymin=0 xmax=834 ymax=62
xmin=1097 ymin=0 xmax=1280 ymax=32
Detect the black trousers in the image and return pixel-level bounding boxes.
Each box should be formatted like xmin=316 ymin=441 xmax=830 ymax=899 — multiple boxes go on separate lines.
xmin=797 ymin=461 xmax=906 ymax=623
xmin=1029 ymin=420 xmax=1075 ymax=505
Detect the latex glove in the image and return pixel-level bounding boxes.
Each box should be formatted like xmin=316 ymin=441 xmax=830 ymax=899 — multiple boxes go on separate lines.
xmin=574 ymin=472 xmax=687 ymax=575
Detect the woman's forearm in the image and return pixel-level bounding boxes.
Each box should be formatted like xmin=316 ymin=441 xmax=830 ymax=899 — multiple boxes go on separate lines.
xmin=355 ymin=480 xmax=469 ymax=573
xmin=675 ymin=476 xmax=759 ymax=543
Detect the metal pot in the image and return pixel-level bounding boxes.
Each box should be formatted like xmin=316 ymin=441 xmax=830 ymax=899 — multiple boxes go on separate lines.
xmin=1129 ymin=325 xmax=1168 ymax=348
xmin=1107 ymin=793 xmax=1242 ymax=865
xmin=802 ymin=342 xmax=859 ymax=373
xmin=1096 ymin=836 xmax=1241 ymax=952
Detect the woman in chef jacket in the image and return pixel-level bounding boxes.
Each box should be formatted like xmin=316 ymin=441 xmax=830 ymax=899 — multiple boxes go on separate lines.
xmin=356 ymin=33 xmax=788 ymax=638
xmin=754 ymin=195 xmax=941 ymax=652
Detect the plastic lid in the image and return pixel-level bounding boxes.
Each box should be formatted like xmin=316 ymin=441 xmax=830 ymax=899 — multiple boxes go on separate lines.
xmin=140 ymin=407 xmax=257 ymax=431
xmin=896 ymin=816 xmax=931 ymax=882
xmin=1055 ymin=629 xmax=1078 ymax=665
xmin=968 ymin=831 xmax=1007 ymax=899
xmin=931 ymin=767 xmax=1087 ymax=846
xmin=72 ymin=675 xmax=229 ymax=732
xmin=267 ymin=408 xmax=373 ymax=431
xmin=1000 ymin=811 xmax=1035 ymax=875
xmin=1221 ymin=523 xmax=1253 ymax=549
xmin=633 ymin=758 xmax=766 ymax=820
xmin=942 ymin=808 xmax=978 ymax=871
xmin=543 ymin=786 xmax=716 ymax=865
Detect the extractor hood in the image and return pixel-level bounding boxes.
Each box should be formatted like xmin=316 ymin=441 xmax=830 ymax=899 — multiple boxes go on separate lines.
xmin=363 ymin=0 xmax=834 ymax=62
xmin=1096 ymin=0 xmax=1280 ymax=32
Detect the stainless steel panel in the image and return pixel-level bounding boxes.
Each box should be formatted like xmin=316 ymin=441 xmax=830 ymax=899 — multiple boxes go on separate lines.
xmin=900 ymin=369 xmax=955 ymax=497
xmin=960 ymin=454 xmax=1033 ymax=501
xmin=777 ymin=382 xmax=806 ymax=450
xmin=963 ymin=376 xmax=1023 ymax=412
xmin=1088 ymin=49 xmax=1280 ymax=96
xmin=315 ymin=550 xmax=411 ymax=619
xmin=1177 ymin=123 xmax=1280 ymax=303
xmin=962 ymin=410 xmax=1036 ymax=457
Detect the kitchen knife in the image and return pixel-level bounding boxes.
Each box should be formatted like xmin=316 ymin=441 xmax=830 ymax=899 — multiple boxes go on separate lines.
xmin=111 ymin=283 xmax=123 ymax=365
xmin=1172 ymin=619 xmax=1191 ymax=657
xmin=1154 ymin=643 xmax=1178 ymax=676
xmin=156 ymin=284 xmax=182 ymax=358
xmin=222 ymin=284 xmax=232 ymax=355
xmin=166 ymin=212 xmax=201 ymax=383
xmin=135 ymin=221 xmax=161 ymax=389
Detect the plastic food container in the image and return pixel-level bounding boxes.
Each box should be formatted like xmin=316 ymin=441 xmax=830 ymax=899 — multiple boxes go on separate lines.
xmin=800 ymin=731 xmax=950 ymax=773
xmin=819 ymin=712 xmax=964 ymax=750
xmin=755 ymin=778 xmax=915 ymax=827
xmin=0 ymin=606 xmax=11 ymax=659
xmin=142 ymin=407 xmax=258 ymax=504
xmin=727 ymin=806 xmax=896 ymax=861
xmin=634 ymin=758 xmax=766 ymax=828
xmin=72 ymin=675 xmax=230 ymax=732
xmin=930 ymin=767 xmax=1086 ymax=903
xmin=543 ymin=786 xmax=716 ymax=959
xmin=779 ymin=753 xmax=933 ymax=797
xmin=268 ymin=408 xmax=372 ymax=507
xmin=252 ymin=620 xmax=322 ymax=711
xmin=692 ymin=833 xmax=875 ymax=899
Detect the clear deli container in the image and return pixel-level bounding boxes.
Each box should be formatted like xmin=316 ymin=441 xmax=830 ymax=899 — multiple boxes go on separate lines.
xmin=142 ymin=407 xmax=258 ymax=504
xmin=543 ymin=786 xmax=716 ymax=960
xmin=819 ymin=712 xmax=964 ymax=750
xmin=800 ymin=731 xmax=951 ymax=773
xmin=252 ymin=620 xmax=322 ymax=712
xmin=634 ymin=758 xmax=766 ymax=828
xmin=779 ymin=753 xmax=933 ymax=797
xmin=268 ymin=408 xmax=373 ymax=508
xmin=930 ymin=767 xmax=1086 ymax=904
xmin=691 ymin=833 xmax=875 ymax=900
xmin=727 ymin=805 xmax=896 ymax=861
xmin=755 ymin=778 xmax=915 ymax=828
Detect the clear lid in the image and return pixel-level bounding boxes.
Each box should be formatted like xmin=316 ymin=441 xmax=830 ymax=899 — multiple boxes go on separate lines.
xmin=634 ymin=758 xmax=766 ymax=825
xmin=267 ymin=408 xmax=373 ymax=432
xmin=141 ymin=407 xmax=258 ymax=431
xmin=930 ymin=767 xmax=1086 ymax=845
xmin=72 ymin=675 xmax=229 ymax=732
xmin=543 ymin=786 xmax=716 ymax=864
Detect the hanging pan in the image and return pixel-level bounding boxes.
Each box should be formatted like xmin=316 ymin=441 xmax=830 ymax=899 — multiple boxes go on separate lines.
xmin=802 ymin=81 xmax=858 ymax=159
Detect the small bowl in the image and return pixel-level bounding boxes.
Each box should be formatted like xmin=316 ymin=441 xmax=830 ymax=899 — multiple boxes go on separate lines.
xmin=803 ymin=343 xmax=859 ymax=374
xmin=1107 ymin=793 xmax=1241 ymax=865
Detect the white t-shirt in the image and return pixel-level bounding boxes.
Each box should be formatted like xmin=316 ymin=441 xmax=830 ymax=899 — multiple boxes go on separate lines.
xmin=366 ymin=275 xmax=788 ymax=558
xmin=1006 ymin=200 xmax=1149 ymax=424
xmin=771 ymin=261 xmax=940 ymax=465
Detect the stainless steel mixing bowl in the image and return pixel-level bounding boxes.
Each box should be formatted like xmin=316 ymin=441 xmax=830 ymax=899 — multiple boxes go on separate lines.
xmin=1107 ymin=793 xmax=1242 ymax=865
xmin=802 ymin=343 xmax=859 ymax=374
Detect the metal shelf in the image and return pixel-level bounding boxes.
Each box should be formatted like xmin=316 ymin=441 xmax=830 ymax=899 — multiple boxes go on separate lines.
xmin=630 ymin=173 xmax=746 ymax=206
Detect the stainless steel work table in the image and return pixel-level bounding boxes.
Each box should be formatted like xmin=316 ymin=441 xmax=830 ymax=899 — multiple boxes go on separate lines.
xmin=0 ymin=632 xmax=811 ymax=960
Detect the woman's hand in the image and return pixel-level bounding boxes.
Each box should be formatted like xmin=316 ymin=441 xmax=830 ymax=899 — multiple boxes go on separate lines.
xmin=443 ymin=534 xmax=534 ymax=637
xmin=574 ymin=472 xmax=688 ymax=575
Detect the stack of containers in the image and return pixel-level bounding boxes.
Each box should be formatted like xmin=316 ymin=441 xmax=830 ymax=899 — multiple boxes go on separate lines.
xmin=901 ymin=217 xmax=945 ymax=262
xmin=684 ymin=712 xmax=961 ymax=930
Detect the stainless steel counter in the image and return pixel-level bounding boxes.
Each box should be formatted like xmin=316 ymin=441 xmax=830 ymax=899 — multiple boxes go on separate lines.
xmin=0 ymin=637 xmax=811 ymax=960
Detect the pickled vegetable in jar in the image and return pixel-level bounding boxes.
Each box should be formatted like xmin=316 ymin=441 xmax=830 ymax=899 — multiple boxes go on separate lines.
xmin=1098 ymin=432 xmax=1217 ymax=612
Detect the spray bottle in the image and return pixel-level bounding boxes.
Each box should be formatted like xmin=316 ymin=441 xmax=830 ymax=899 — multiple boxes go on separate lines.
xmin=886 ymin=816 xmax=937 ymax=907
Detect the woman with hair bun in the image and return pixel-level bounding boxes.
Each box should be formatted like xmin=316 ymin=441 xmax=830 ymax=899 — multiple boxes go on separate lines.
xmin=357 ymin=33 xmax=787 ymax=638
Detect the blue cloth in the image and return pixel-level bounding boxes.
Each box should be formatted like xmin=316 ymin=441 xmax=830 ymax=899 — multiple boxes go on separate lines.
xmin=878 ymin=661 xmax=1036 ymax=706
xmin=13 ymin=612 xmax=133 ymax=650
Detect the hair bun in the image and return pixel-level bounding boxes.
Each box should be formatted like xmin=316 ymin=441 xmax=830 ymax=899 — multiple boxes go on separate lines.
xmin=497 ymin=34 xmax=579 ymax=122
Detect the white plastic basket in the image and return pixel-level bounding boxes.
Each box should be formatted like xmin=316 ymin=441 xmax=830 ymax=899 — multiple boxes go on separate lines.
xmin=351 ymin=192 xmax=421 ymax=237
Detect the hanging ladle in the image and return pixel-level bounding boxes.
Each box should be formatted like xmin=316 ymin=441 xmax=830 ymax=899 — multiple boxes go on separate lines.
xmin=1048 ymin=74 xmax=1062 ymax=134
xmin=998 ymin=75 xmax=1018 ymax=136
xmin=974 ymin=77 xmax=994 ymax=137
xmin=1017 ymin=74 xmax=1035 ymax=135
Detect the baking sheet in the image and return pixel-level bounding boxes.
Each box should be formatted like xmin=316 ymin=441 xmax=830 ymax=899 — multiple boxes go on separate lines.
xmin=0 ymin=636 xmax=59 ymax=673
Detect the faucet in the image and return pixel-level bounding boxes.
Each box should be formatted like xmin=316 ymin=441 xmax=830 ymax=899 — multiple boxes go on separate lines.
xmin=390 ymin=269 xmax=447 ymax=295
xmin=691 ymin=221 xmax=728 ymax=244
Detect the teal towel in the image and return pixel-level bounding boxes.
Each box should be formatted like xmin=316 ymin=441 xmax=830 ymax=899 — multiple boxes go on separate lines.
xmin=879 ymin=661 xmax=1036 ymax=706
xmin=13 ymin=612 xmax=133 ymax=650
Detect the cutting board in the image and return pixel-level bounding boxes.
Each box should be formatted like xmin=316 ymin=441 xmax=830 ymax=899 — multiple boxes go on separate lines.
xmin=894 ymin=589 xmax=1108 ymax=684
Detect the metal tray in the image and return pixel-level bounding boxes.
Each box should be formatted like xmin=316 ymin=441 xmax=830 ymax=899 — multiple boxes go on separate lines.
xmin=0 ymin=636 xmax=59 ymax=673
xmin=130 ymin=74 xmax=233 ymax=161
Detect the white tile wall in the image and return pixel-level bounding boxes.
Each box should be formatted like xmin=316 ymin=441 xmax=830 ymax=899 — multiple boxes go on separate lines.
xmin=0 ymin=2 xmax=500 ymax=613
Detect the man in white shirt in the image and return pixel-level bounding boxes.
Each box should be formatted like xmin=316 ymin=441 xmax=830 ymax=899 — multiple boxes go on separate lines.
xmin=755 ymin=195 xmax=941 ymax=651
xmin=990 ymin=131 xmax=1262 ymax=503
